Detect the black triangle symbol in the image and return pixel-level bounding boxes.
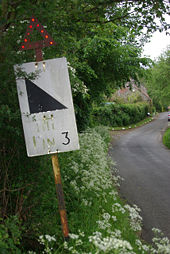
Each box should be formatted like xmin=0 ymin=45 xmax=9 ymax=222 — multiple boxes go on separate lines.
xmin=25 ymin=78 xmax=67 ymax=114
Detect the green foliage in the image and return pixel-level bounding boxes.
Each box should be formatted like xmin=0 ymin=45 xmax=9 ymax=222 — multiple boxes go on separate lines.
xmin=0 ymin=0 xmax=155 ymax=236
xmin=1 ymin=126 xmax=170 ymax=253
xmin=0 ymin=0 xmax=166 ymax=131
xmin=22 ymin=127 xmax=170 ymax=254
xmin=36 ymin=127 xmax=145 ymax=253
xmin=144 ymin=46 xmax=170 ymax=110
xmin=163 ymin=127 xmax=170 ymax=149
xmin=74 ymin=34 xmax=150 ymax=102
xmin=152 ymin=99 xmax=163 ymax=112
xmin=0 ymin=216 xmax=22 ymax=253
xmin=0 ymin=1 xmax=170 ymax=252
xmin=92 ymin=103 xmax=149 ymax=127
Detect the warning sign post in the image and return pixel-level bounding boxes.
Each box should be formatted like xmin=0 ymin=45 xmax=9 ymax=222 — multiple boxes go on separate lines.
xmin=14 ymin=58 xmax=79 ymax=157
xmin=14 ymin=16 xmax=79 ymax=240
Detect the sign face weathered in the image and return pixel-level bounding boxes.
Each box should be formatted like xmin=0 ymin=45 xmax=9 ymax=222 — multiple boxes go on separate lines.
xmin=14 ymin=57 xmax=79 ymax=157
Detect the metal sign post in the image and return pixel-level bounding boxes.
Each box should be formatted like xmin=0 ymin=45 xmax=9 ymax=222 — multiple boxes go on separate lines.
xmin=15 ymin=16 xmax=79 ymax=240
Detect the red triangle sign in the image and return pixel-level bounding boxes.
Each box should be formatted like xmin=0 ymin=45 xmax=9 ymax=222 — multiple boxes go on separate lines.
xmin=20 ymin=16 xmax=56 ymax=50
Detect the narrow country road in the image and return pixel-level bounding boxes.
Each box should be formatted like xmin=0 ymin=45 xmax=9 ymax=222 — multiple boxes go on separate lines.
xmin=109 ymin=112 xmax=170 ymax=243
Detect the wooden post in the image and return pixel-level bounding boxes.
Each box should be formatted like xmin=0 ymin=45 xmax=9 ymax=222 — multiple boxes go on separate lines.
xmin=51 ymin=154 xmax=69 ymax=240
xmin=35 ymin=48 xmax=69 ymax=240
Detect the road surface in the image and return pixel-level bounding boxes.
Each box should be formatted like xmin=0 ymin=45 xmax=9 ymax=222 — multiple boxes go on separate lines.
xmin=109 ymin=112 xmax=170 ymax=242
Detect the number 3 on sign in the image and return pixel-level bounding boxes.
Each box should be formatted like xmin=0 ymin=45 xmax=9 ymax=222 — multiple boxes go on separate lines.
xmin=62 ymin=132 xmax=70 ymax=145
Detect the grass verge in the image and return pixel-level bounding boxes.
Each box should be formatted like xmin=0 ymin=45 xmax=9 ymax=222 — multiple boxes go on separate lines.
xmin=163 ymin=127 xmax=170 ymax=149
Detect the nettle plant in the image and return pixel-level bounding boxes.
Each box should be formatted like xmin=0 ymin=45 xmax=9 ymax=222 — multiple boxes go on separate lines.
xmin=28 ymin=127 xmax=170 ymax=254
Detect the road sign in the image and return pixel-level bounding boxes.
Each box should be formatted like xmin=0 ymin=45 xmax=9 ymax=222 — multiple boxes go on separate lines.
xmin=14 ymin=57 xmax=79 ymax=157
xmin=20 ymin=16 xmax=56 ymax=51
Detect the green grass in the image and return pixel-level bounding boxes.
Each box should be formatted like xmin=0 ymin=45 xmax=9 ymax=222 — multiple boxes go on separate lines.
xmin=163 ymin=127 xmax=170 ymax=149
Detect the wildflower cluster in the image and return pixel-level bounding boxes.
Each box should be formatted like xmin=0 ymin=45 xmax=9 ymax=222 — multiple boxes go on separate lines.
xmin=67 ymin=62 xmax=89 ymax=98
xmin=89 ymin=231 xmax=134 ymax=253
xmin=63 ymin=231 xmax=85 ymax=254
xmin=124 ymin=204 xmax=143 ymax=232
xmin=38 ymin=235 xmax=56 ymax=254
xmin=57 ymin=127 xmax=145 ymax=253
xmin=151 ymin=228 xmax=170 ymax=254
xmin=29 ymin=127 xmax=170 ymax=253
xmin=63 ymin=128 xmax=115 ymax=204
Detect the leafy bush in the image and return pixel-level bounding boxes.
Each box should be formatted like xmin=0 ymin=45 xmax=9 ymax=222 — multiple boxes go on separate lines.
xmin=92 ymin=103 xmax=149 ymax=127
xmin=152 ymin=99 xmax=163 ymax=112
xmin=0 ymin=216 xmax=22 ymax=253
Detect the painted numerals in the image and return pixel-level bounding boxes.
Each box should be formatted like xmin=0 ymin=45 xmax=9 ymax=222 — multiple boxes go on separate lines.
xmin=62 ymin=131 xmax=70 ymax=145
xmin=32 ymin=131 xmax=71 ymax=153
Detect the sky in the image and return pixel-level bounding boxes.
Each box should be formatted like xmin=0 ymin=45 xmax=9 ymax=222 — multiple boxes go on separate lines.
xmin=142 ymin=15 xmax=170 ymax=60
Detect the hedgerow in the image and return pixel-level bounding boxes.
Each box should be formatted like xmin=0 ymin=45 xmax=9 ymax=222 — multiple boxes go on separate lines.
xmin=92 ymin=103 xmax=150 ymax=127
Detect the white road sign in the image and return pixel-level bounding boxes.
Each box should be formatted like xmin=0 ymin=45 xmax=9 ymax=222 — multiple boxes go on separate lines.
xmin=14 ymin=57 xmax=79 ymax=157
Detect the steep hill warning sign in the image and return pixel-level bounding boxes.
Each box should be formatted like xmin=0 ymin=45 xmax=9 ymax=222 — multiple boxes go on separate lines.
xmin=14 ymin=57 xmax=79 ymax=157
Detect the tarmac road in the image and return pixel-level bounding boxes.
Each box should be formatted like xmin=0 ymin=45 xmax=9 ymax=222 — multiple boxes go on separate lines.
xmin=109 ymin=112 xmax=170 ymax=242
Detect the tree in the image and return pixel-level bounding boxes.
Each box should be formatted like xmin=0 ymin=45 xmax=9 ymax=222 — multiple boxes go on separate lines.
xmin=1 ymin=1 xmax=169 ymax=35
xmin=0 ymin=0 xmax=169 ymax=248
xmin=144 ymin=46 xmax=170 ymax=110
